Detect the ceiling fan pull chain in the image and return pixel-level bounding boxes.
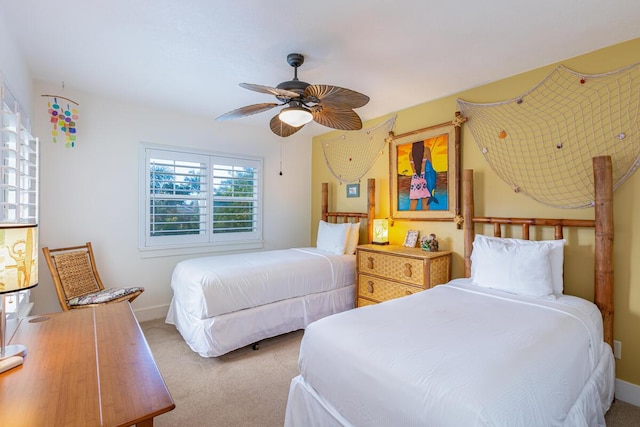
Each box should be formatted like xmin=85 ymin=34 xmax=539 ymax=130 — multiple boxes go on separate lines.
xmin=279 ymin=138 xmax=284 ymax=176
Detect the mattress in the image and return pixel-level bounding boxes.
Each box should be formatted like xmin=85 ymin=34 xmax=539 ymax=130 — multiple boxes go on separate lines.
xmin=166 ymin=247 xmax=357 ymax=357
xmin=285 ymin=278 xmax=615 ymax=426
xmin=169 ymin=247 xmax=355 ymax=319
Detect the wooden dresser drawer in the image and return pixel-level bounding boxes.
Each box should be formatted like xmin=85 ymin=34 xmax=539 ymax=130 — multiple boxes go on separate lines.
xmin=358 ymin=274 xmax=423 ymax=303
xmin=358 ymin=251 xmax=425 ymax=286
xmin=355 ymin=244 xmax=452 ymax=308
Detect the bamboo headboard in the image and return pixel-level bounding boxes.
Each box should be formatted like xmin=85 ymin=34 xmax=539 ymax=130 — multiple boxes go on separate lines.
xmin=321 ymin=178 xmax=375 ymax=244
xmin=462 ymin=156 xmax=614 ymax=347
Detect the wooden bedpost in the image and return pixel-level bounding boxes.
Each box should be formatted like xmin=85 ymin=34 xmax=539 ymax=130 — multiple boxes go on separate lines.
xmin=593 ymin=156 xmax=614 ymax=348
xmin=463 ymin=169 xmax=474 ymax=278
xmin=321 ymin=182 xmax=329 ymax=222
xmin=367 ymin=178 xmax=375 ymax=244
xmin=321 ymin=179 xmax=376 ymax=243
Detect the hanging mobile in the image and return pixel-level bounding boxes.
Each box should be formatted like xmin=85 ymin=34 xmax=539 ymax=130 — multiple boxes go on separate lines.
xmin=41 ymin=82 xmax=80 ymax=148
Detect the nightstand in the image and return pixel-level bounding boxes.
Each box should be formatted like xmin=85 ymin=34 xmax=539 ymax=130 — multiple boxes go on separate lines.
xmin=355 ymin=244 xmax=451 ymax=307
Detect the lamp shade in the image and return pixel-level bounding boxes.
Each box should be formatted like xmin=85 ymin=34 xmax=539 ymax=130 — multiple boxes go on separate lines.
xmin=372 ymin=219 xmax=389 ymax=245
xmin=0 ymin=224 xmax=38 ymax=294
xmin=279 ymin=105 xmax=313 ymax=127
xmin=0 ymin=224 xmax=37 ymax=360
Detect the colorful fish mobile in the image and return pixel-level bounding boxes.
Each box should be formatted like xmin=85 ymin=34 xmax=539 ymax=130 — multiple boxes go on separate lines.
xmin=47 ymin=97 xmax=79 ymax=148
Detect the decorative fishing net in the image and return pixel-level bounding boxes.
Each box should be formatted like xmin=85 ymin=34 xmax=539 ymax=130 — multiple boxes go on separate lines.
xmin=458 ymin=63 xmax=640 ymax=208
xmin=321 ymin=115 xmax=396 ymax=183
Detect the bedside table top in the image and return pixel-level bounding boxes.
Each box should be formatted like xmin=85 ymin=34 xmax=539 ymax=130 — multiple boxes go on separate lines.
xmin=357 ymin=244 xmax=451 ymax=258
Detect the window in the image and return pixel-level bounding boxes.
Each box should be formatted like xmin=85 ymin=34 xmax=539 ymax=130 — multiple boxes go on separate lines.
xmin=139 ymin=144 xmax=262 ymax=254
xmin=1 ymin=84 xmax=38 ymax=224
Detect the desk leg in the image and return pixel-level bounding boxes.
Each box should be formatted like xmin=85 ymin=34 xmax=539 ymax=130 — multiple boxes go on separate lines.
xmin=136 ymin=419 xmax=153 ymax=427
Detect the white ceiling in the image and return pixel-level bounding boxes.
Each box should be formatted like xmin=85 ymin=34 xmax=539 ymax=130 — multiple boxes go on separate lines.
xmin=3 ymin=0 xmax=640 ymax=137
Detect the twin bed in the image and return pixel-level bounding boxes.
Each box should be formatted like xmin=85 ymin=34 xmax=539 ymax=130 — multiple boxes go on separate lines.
xmin=284 ymin=156 xmax=615 ymax=426
xmin=167 ymin=156 xmax=615 ymax=425
xmin=166 ymin=179 xmax=375 ymax=357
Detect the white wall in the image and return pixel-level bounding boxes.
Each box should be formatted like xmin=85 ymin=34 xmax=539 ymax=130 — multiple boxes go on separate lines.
xmin=32 ymin=79 xmax=312 ymax=320
xmin=0 ymin=13 xmax=31 ymax=114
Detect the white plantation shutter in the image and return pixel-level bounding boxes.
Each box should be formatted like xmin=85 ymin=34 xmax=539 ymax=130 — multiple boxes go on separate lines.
xmin=146 ymin=149 xmax=209 ymax=246
xmin=211 ymin=156 xmax=261 ymax=241
xmin=1 ymin=82 xmax=38 ymax=318
xmin=141 ymin=145 xmax=262 ymax=250
xmin=1 ymin=85 xmax=38 ymax=224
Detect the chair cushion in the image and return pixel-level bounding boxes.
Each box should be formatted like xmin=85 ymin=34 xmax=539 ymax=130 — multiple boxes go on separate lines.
xmin=68 ymin=287 xmax=145 ymax=307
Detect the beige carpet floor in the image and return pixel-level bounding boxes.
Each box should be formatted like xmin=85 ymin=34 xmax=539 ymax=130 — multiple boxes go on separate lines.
xmin=141 ymin=319 xmax=640 ymax=426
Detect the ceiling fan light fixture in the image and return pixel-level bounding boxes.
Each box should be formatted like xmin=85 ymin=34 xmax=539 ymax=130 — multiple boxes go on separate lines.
xmin=279 ymin=105 xmax=313 ymax=127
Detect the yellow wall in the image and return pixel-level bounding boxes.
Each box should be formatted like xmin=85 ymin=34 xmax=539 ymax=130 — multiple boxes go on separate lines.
xmin=312 ymin=37 xmax=640 ymax=386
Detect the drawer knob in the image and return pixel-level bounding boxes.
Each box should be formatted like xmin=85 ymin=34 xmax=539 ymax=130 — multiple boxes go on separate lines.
xmin=404 ymin=263 xmax=412 ymax=277
xmin=405 ymin=290 xmax=413 ymax=295
xmin=367 ymin=256 xmax=374 ymax=270
xmin=367 ymin=281 xmax=374 ymax=293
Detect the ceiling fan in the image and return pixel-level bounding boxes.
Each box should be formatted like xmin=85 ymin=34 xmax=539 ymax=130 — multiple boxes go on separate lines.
xmin=216 ymin=53 xmax=370 ymax=137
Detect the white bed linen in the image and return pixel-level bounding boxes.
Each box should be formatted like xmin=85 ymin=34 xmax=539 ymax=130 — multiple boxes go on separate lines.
xmin=169 ymin=248 xmax=355 ymax=319
xmin=285 ymin=279 xmax=615 ymax=427
xmin=166 ymin=247 xmax=357 ymax=357
xmin=166 ymin=284 xmax=354 ymax=357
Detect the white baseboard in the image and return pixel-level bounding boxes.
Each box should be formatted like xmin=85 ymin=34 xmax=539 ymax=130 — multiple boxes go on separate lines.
xmin=616 ymin=379 xmax=640 ymax=406
xmin=133 ymin=304 xmax=169 ymax=323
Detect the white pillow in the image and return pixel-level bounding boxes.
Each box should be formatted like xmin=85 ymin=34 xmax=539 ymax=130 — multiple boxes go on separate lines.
xmin=316 ymin=220 xmax=350 ymax=255
xmin=344 ymin=222 xmax=360 ymax=255
xmin=471 ymin=236 xmax=555 ymax=298
xmin=473 ymin=235 xmax=566 ymax=294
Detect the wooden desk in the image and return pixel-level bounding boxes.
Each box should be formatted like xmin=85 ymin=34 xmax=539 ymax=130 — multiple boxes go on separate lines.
xmin=0 ymin=302 xmax=175 ymax=426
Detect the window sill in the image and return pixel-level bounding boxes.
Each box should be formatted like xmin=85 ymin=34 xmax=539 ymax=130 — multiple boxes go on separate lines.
xmin=138 ymin=241 xmax=264 ymax=258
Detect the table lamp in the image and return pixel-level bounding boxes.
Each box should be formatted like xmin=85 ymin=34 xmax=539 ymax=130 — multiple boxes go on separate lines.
xmin=372 ymin=218 xmax=389 ymax=245
xmin=0 ymin=224 xmax=38 ymax=360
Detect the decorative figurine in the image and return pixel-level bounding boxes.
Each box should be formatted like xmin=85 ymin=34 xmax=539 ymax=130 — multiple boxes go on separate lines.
xmin=420 ymin=233 xmax=439 ymax=252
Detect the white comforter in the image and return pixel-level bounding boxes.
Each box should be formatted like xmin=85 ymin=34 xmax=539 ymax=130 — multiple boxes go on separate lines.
xmin=287 ymin=279 xmax=614 ymax=426
xmin=170 ymin=248 xmax=355 ymax=319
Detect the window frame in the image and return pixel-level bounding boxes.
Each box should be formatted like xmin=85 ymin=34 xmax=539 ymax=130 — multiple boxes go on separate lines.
xmin=138 ymin=143 xmax=263 ymax=257
xmin=0 ymin=82 xmax=38 ymax=320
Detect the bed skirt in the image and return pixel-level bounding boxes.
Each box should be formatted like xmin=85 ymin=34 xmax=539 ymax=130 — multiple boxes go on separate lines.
xmin=166 ymin=285 xmax=355 ymax=357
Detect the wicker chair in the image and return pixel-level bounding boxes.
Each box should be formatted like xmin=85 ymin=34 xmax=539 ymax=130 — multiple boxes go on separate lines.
xmin=42 ymin=242 xmax=144 ymax=311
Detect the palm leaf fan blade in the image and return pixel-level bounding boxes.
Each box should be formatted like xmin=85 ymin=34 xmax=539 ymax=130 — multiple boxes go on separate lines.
xmin=312 ymin=106 xmax=363 ymax=130
xmin=216 ymin=103 xmax=279 ymax=121
xmin=305 ymin=85 xmax=369 ymax=109
xmin=270 ymin=114 xmax=304 ymax=137
xmin=239 ymin=83 xmax=300 ymax=99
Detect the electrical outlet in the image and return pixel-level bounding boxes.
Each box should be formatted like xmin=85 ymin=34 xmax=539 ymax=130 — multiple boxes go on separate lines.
xmin=613 ymin=340 xmax=622 ymax=359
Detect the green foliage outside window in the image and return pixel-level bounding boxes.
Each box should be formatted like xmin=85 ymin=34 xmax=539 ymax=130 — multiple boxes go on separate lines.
xmin=213 ymin=170 xmax=256 ymax=234
xmin=149 ymin=165 xmax=202 ymax=236
xmin=150 ymin=165 xmax=257 ymax=236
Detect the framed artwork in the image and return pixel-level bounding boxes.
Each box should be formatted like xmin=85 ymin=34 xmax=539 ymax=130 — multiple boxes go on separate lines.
xmin=403 ymin=230 xmax=419 ymax=247
xmin=389 ymin=117 xmax=461 ymax=221
xmin=346 ymin=183 xmax=360 ymax=198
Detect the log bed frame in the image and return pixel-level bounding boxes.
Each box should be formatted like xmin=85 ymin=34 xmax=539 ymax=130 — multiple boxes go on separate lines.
xmin=321 ymin=178 xmax=376 ymax=244
xmin=462 ymin=156 xmax=614 ymax=347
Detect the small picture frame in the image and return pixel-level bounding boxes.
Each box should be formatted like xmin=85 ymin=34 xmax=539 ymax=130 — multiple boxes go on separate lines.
xmin=346 ymin=183 xmax=360 ymax=198
xmin=403 ymin=230 xmax=419 ymax=247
